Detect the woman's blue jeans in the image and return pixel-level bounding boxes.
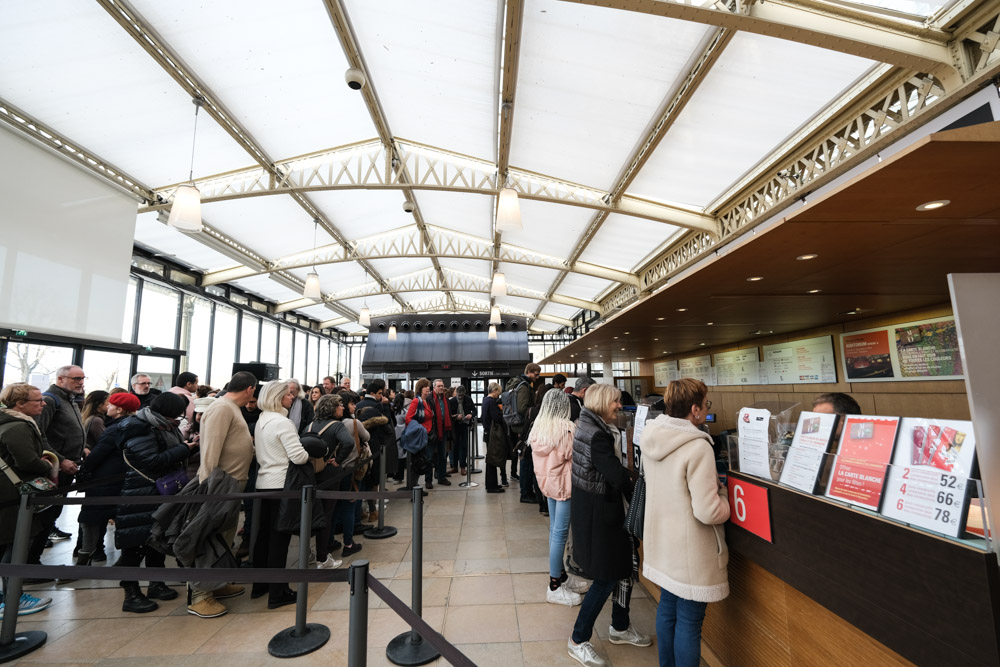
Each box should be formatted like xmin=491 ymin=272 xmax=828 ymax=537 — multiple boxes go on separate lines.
xmin=572 ymin=578 xmax=632 ymax=644
xmin=547 ymin=498 xmax=571 ymax=579
xmin=656 ymin=587 xmax=707 ymax=667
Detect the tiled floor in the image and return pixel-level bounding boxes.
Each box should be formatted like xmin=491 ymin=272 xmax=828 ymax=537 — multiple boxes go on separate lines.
xmin=12 ymin=478 xmax=668 ymax=666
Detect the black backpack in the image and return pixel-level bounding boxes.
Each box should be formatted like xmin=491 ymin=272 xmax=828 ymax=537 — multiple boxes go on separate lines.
xmin=501 ymin=380 xmax=528 ymax=429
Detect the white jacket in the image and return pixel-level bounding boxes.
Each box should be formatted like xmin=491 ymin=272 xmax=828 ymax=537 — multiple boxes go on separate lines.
xmin=641 ymin=415 xmax=730 ymax=603
xmin=254 ymin=411 xmax=309 ymax=490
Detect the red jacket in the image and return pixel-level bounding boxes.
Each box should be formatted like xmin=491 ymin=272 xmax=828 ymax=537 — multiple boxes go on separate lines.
xmin=405 ymin=397 xmax=434 ymax=434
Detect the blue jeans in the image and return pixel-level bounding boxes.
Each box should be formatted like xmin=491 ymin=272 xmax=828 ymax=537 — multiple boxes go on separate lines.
xmin=332 ymin=476 xmax=357 ymax=547
xmin=547 ymin=498 xmax=571 ymax=579
xmin=656 ymin=588 xmax=707 ymax=667
xmin=572 ymin=577 xmax=632 ymax=644
xmin=519 ymin=449 xmax=536 ymax=499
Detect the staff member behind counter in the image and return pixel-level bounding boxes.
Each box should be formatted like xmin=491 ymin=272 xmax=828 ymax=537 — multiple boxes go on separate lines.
xmin=811 ymin=392 xmax=862 ymax=446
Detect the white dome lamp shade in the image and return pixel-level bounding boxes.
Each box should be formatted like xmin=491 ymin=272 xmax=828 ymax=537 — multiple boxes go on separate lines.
xmin=496 ymin=187 xmax=522 ymax=233
xmin=387 ymin=324 xmax=397 ymax=341
xmin=490 ymin=272 xmax=507 ymax=297
xmin=303 ymin=271 xmax=322 ymax=300
xmin=166 ymin=184 xmax=202 ymax=233
xmin=489 ymin=305 xmax=501 ymax=325
xmin=359 ymin=306 xmax=371 ymax=328
xmin=488 ymin=324 xmax=498 ymax=340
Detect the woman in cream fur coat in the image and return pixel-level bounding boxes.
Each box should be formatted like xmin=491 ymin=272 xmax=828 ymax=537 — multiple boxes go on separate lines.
xmin=640 ymin=378 xmax=729 ymax=667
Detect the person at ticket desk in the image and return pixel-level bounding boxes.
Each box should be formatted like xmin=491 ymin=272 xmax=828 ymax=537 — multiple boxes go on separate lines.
xmin=811 ymin=392 xmax=862 ymax=445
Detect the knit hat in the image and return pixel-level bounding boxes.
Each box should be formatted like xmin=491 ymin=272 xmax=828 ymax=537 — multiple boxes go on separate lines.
xmin=108 ymin=392 xmax=141 ymax=413
xmin=194 ymin=397 xmax=216 ymax=413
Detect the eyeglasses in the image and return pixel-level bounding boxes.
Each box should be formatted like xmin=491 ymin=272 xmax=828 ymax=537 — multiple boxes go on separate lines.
xmin=62 ymin=376 xmax=87 ymax=381
xmin=705 ymin=400 xmax=712 ymax=410
xmin=23 ymin=398 xmax=46 ymax=403
xmin=134 ymin=382 xmax=151 ymax=387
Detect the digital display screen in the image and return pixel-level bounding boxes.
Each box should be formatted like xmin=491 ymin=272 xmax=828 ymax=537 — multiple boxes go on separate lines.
xmin=705 ymin=413 xmax=716 ymax=423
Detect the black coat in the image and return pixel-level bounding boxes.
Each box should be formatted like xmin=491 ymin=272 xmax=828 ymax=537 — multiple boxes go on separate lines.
xmin=115 ymin=415 xmax=190 ymax=550
xmin=571 ymin=410 xmax=633 ymax=582
xmin=77 ymin=417 xmax=128 ymax=524
xmin=357 ymin=397 xmax=398 ymax=475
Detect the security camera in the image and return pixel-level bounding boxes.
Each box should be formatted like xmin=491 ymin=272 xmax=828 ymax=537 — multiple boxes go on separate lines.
xmin=345 ymin=67 xmax=366 ymax=90
xmin=402 ymin=200 xmax=415 ymax=213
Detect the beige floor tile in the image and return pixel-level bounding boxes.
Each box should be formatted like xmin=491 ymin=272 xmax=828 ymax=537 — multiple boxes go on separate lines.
xmin=368 ymin=560 xmax=401 ymax=579
xmin=403 ymin=540 xmax=459 ymax=561
xmin=522 ymin=638 xmax=610 ymax=666
xmin=504 ymin=524 xmax=551 ymax=540
xmin=22 ymin=617 xmax=162 ymax=662
xmin=306 ymin=609 xmax=352 ymax=648
xmin=516 ymin=601 xmax=582 ymax=642
xmin=459 ymin=525 xmax=507 ymax=542
xmin=27 ymin=587 xmax=185 ymax=621
xmin=12 ymin=617 xmax=89 ymax=644
xmin=425 ymin=504 xmax=466 ymax=516
xmin=448 ymin=574 xmax=515 ymax=606
xmin=604 ymin=641 xmax=662 ymax=666
xmin=366 ymin=606 xmax=446 ymax=648
xmin=509 ymin=556 xmax=549 ymax=574
xmin=453 ymin=558 xmax=511 ymax=576
xmin=312 ymin=581 xmax=380 ymax=611
xmin=422 ymin=514 xmax=461 ymax=528
xmin=512 ymin=573 xmax=552 ymax=604
xmin=452 ymin=641 xmax=525 ymax=666
xmin=381 ymin=575 xmax=452 ymax=608
xmin=110 ymin=614 xmax=233 ymax=657
xmin=195 ymin=611 xmax=297 ymax=654
xmin=360 ymin=542 xmax=410 ymax=562
xmin=507 ymin=538 xmax=551 ymax=558
xmin=461 ymin=513 xmax=505 ymax=527
xmin=421 ymin=525 xmax=462 ymax=543
xmin=455 ymin=539 xmax=508 ymax=560
xmin=393 ymin=559 xmax=455 ymax=579
xmin=462 ymin=504 xmax=504 ymax=516
xmin=443 ymin=603 xmax=519 ymax=643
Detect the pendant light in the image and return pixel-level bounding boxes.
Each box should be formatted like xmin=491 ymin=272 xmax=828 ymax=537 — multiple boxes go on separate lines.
xmin=489 ymin=305 xmax=501 ymax=325
xmin=488 ymin=324 xmax=498 ymax=340
xmin=359 ymin=304 xmax=371 ymax=327
xmin=388 ymin=323 xmax=397 ymax=341
xmin=490 ymin=272 xmax=507 ymax=297
xmin=495 ymin=187 xmax=522 ymax=233
xmin=303 ymin=219 xmax=322 ymax=300
xmin=167 ymin=98 xmax=205 ymax=233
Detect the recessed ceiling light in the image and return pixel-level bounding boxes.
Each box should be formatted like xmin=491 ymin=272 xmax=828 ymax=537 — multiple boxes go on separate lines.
xmin=746 ymin=276 xmax=764 ymax=282
xmin=653 ymin=338 xmax=659 ymax=341
xmin=676 ymin=308 xmax=688 ymax=312
xmin=624 ymin=331 xmax=630 ymax=335
xmin=699 ymin=342 xmax=706 ymax=346
xmin=657 ymin=317 xmax=665 ymax=321
xmin=916 ymin=199 xmax=950 ymax=211
xmin=637 ymin=357 xmax=643 ymax=360
xmin=808 ymin=289 xmax=822 ymax=294
xmin=706 ymin=322 xmax=714 ymax=326
xmin=620 ymin=347 xmax=625 ymax=351
xmin=796 ymin=253 xmax=819 ymax=261
xmin=613 ymin=336 xmax=618 ymax=339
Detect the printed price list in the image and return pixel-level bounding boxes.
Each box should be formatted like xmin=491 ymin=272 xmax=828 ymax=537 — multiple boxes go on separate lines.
xmin=882 ymin=465 xmax=967 ymax=538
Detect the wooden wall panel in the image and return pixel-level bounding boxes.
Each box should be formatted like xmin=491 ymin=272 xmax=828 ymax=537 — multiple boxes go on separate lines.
xmin=873 ymin=392 xmax=971 ymax=420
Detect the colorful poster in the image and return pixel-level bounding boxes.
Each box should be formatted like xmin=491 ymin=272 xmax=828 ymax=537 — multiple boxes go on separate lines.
xmin=761 ymin=336 xmax=836 ymax=384
xmin=779 ymin=411 xmax=839 ymax=494
xmin=714 ymin=349 xmax=764 ymax=386
xmin=843 ymin=330 xmax=894 ymax=379
xmin=841 ymin=316 xmax=963 ymax=383
xmin=881 ymin=418 xmax=977 ymax=538
xmin=678 ymin=355 xmax=715 ymax=387
xmin=824 ymin=416 xmax=900 ymax=510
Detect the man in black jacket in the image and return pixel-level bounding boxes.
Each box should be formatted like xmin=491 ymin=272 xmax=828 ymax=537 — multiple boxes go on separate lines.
xmin=569 ymin=376 xmax=595 ymax=422
xmin=356 ymin=379 xmax=396 ymax=520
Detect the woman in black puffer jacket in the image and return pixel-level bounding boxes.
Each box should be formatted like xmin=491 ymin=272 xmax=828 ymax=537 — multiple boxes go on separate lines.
xmin=114 ymin=392 xmax=192 ymax=614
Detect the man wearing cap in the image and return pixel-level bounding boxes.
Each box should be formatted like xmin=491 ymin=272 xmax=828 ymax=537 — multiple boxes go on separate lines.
xmin=169 ymin=372 xmax=199 ymax=438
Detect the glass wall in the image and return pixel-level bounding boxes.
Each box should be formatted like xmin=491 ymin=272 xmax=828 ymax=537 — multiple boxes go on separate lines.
xmin=318 ymin=339 xmax=330 ymax=384
xmin=122 ymin=277 xmax=137 ymax=343
xmin=260 ymin=320 xmax=277 ymax=364
xmin=240 ymin=314 xmax=260 ymax=362
xmin=137 ymin=281 xmax=179 ymax=349
xmin=293 ymin=329 xmax=307 ymax=382
xmin=278 ymin=326 xmax=293 ymax=377
xmin=179 ymin=294 xmax=212 ymax=380
xmin=83 ymin=349 xmax=132 ymax=391
xmin=3 ymin=343 xmax=74 ymax=387
xmin=135 ymin=355 xmax=174 ymax=392
xmin=210 ymin=304 xmax=238 ymax=385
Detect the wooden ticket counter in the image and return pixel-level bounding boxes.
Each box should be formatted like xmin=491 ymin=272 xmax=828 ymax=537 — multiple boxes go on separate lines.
xmin=685 ymin=471 xmax=1000 ymax=666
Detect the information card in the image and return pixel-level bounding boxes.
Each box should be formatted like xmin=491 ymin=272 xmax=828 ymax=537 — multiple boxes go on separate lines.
xmin=714 ymin=349 xmax=764 ymax=386
xmin=778 ymin=411 xmax=839 ymax=494
xmin=880 ymin=418 xmax=977 ymax=537
xmin=653 ymin=360 xmax=678 ymax=387
xmin=633 ymin=405 xmax=650 ymax=446
xmin=678 ymin=355 xmax=716 ymax=386
xmin=738 ymin=407 xmax=773 ymax=479
xmin=824 ymin=416 xmax=900 ymax=510
xmin=761 ymin=336 xmax=836 ymax=384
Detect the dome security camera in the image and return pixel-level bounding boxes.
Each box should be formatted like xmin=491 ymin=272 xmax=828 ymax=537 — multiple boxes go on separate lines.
xmin=402 ymin=200 xmax=415 ymax=213
xmin=345 ymin=67 xmax=366 ymax=90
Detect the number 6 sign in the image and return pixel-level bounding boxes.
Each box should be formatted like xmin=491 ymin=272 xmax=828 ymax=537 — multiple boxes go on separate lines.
xmin=727 ymin=477 xmax=772 ymax=542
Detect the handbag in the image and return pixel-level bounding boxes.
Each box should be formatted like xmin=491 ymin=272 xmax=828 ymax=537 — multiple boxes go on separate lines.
xmin=123 ymin=450 xmax=189 ymax=496
xmin=624 ymin=460 xmax=646 ymax=540
xmin=352 ymin=419 xmax=373 ymax=481
xmin=1 ymin=458 xmax=57 ymax=495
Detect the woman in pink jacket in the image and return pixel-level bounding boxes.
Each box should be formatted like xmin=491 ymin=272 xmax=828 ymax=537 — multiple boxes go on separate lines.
xmin=530 ymin=389 xmax=588 ymax=606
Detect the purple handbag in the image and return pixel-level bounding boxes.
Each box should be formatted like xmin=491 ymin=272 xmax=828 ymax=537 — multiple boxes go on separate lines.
xmin=123 ymin=451 xmax=189 ymax=496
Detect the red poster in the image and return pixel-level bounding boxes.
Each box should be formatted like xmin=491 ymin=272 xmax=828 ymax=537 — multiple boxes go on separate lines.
xmin=825 ymin=416 xmax=900 ymax=510
xmin=843 ymin=330 xmax=894 ymax=379
xmin=728 ymin=477 xmax=772 ymax=542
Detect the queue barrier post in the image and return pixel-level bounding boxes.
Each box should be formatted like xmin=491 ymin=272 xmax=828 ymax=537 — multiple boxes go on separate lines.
xmin=0 ymin=494 xmax=47 ymax=663
xmin=267 ymin=485 xmax=330 ymax=658
xmin=385 ymin=485 xmax=439 ymax=666
xmin=347 ymin=559 xmax=369 ymax=667
xmin=364 ymin=447 xmax=397 ymax=540
xmin=469 ymin=417 xmax=482 ymax=473
xmin=459 ymin=425 xmax=479 ymax=489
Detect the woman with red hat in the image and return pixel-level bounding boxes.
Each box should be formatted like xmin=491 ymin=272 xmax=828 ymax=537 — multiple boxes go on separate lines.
xmin=75 ymin=392 xmax=141 ymax=566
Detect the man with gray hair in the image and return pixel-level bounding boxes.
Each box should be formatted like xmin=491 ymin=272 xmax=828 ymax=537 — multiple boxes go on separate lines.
xmin=130 ymin=372 xmax=160 ymax=409
xmin=569 ymin=376 xmax=596 ymax=422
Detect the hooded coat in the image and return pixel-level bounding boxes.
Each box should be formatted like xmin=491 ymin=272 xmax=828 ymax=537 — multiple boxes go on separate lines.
xmin=530 ymin=421 xmax=574 ymax=501
xmin=640 ymin=414 xmax=730 ymax=603
xmin=0 ymin=409 xmax=54 ymax=545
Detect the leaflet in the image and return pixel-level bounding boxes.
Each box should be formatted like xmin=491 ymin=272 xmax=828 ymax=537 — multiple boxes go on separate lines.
xmin=779 ymin=411 xmax=839 ymax=494
xmin=737 ymin=407 xmax=772 ymax=479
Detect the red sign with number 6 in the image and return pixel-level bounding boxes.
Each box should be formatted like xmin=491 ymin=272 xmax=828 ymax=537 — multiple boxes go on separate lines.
xmin=728 ymin=477 xmax=772 ymax=542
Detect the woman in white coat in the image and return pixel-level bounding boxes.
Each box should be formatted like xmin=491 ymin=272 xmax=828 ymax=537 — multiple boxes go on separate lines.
xmin=640 ymin=378 xmax=729 ymax=667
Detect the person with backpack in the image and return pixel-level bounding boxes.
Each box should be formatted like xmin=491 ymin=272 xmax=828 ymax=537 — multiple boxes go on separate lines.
xmin=305 ymin=393 xmax=356 ymax=569
xmin=503 ymin=363 xmax=540 ymax=503
xmin=405 ymin=378 xmax=437 ymax=489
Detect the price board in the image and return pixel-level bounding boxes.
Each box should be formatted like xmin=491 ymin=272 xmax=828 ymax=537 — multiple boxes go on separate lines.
xmin=653 ymin=360 xmax=678 ymax=387
xmin=714 ymin=349 xmax=763 ymax=386
xmin=761 ymin=335 xmax=836 ymax=384
xmin=678 ymin=355 xmax=715 ymax=386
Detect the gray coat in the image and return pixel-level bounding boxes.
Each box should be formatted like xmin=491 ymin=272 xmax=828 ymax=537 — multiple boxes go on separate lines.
xmin=34 ymin=384 xmax=85 ymax=461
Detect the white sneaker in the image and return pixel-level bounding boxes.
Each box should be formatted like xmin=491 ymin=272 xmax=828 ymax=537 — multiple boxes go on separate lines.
xmin=565 ymin=573 xmax=591 ymax=594
xmin=316 ymin=555 xmax=343 ymax=569
xmin=567 ymin=638 xmax=607 ymax=667
xmin=608 ymin=624 xmax=652 ymax=647
xmin=546 ymin=585 xmax=582 ymax=606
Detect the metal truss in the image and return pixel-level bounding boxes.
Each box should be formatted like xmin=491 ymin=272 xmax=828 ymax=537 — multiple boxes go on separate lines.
xmin=357 ymin=293 xmax=571 ymax=326
xmin=140 ymin=139 xmax=717 ymax=235
xmin=203 ymin=224 xmax=639 ymax=287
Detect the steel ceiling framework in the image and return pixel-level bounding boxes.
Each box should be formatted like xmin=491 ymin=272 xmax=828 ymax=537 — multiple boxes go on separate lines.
xmin=2 ymin=0 xmax=999 ymax=335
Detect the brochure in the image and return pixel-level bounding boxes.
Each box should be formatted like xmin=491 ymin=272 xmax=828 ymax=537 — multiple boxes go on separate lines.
xmin=824 ymin=416 xmax=900 ymax=510
xmin=779 ymin=411 xmax=839 ymax=494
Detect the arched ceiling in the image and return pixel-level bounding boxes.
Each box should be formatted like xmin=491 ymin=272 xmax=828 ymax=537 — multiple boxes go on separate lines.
xmin=2 ymin=0 xmax=998 ymax=335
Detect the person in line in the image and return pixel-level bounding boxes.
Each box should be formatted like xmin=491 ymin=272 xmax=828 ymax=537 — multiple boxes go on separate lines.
xmin=0 ymin=383 xmax=56 ymax=617
xmin=569 ymin=376 xmax=595 ymax=422
xmin=196 ymin=385 xmax=215 ymax=399
xmin=552 ymin=374 xmax=568 ymax=391
xmin=429 ymin=380 xmax=453 ymax=486
xmin=189 ymin=371 xmax=257 ymax=617
xmin=252 ymin=380 xmax=310 ymax=609
xmin=404 ymin=379 xmax=434 ymax=490
xmin=481 ymin=382 xmax=507 ymax=493
xmin=642 ymin=379 xmax=730 ymax=667
xmin=309 ymin=385 xmax=323 ymax=408
xmin=322 ymin=376 xmax=337 ymax=395
xmin=568 ymin=383 xmax=651 ymax=667
xmin=285 ymin=379 xmax=314 ymax=435
xmin=130 ymin=373 xmax=159 ymax=409
xmin=529 ymin=389 xmax=588 ymax=606
xmin=335 ymin=393 xmax=369 ymax=557
xmin=449 ymin=385 xmax=474 ymax=476
xmin=357 ymin=379 xmax=395 ymax=522
xmin=309 ymin=393 xmax=355 ymax=569
xmin=75 ymin=392 xmax=141 ymax=566
xmin=526 ymin=383 xmax=555 ymax=515
xmin=115 ymin=392 xmax=193 ymax=613
xmin=341 ymin=377 xmax=352 ymax=392
xmin=507 ymin=363 xmax=541 ymax=500
xmin=80 ymin=389 xmax=109 ymax=457
xmin=168 ymin=372 xmax=199 ymax=439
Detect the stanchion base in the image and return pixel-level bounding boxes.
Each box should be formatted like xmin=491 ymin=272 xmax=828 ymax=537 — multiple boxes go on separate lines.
xmin=386 ymin=632 xmax=441 ymax=666
xmin=473 ymin=455 xmax=485 ymax=460
xmin=364 ymin=525 xmax=398 ymax=539
xmin=470 ymin=468 xmax=482 ymax=474
xmin=458 ymin=481 xmax=479 ymax=488
xmin=0 ymin=631 xmax=47 ymax=663
xmin=267 ymin=623 xmax=330 ymax=658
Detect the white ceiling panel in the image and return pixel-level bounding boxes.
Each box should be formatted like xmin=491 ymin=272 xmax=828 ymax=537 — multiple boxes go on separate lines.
xmin=0 ymin=1 xmax=251 ymax=188
xmin=498 ymin=262 xmax=561 ymax=295
xmin=540 ymin=302 xmax=581 ymax=319
xmin=201 ymin=196 xmax=333 ymax=261
xmin=438 ymin=258 xmax=492 ymax=280
xmin=345 ymin=0 xmax=497 ymax=160
xmin=502 ymin=199 xmax=593 ymax=262
xmin=337 ymin=322 xmax=369 ymax=334
xmin=310 ymin=190 xmax=416 ymax=239
xmin=452 ymin=292 xmax=491 ymax=306
xmin=232 ymin=274 xmax=306 ymax=302
xmin=405 ymin=291 xmax=446 ymax=306
xmin=337 ymin=294 xmax=396 ymax=312
xmin=578 ymin=215 xmax=682 ymax=272
xmin=295 ymin=304 xmax=342 ymax=320
xmin=628 ymin=33 xmax=875 ymax=209
xmin=130 ymin=0 xmax=378 ymax=160
xmin=133 ymin=212 xmax=238 ymax=272
xmin=530 ymin=320 xmax=562 ymax=332
xmin=558 ymin=273 xmax=614 ymax=301
xmin=301 ymin=261 xmax=370 ymax=293
xmin=417 ymin=191 xmax=493 ymax=239
xmin=367 ymin=257 xmax=435 ymax=279
xmin=496 ymin=294 xmax=544 ymax=313
xmin=510 ymin=0 xmax=711 ymax=190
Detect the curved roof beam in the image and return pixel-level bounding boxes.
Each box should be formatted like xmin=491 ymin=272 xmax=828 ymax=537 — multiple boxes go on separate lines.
xmin=140 ymin=140 xmax=718 ymax=236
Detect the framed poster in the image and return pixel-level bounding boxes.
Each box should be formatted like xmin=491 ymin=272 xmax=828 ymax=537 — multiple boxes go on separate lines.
xmin=761 ymin=336 xmax=836 ymax=384
xmin=841 ymin=316 xmax=963 ymax=382
xmin=714 ymin=349 xmax=764 ymax=386
xmin=824 ymin=415 xmax=900 ymax=510
xmin=653 ymin=360 xmax=678 ymax=387
xmin=880 ymin=418 xmax=977 ymax=538
xmin=678 ymin=355 xmax=715 ymax=386
xmin=779 ymin=411 xmax=840 ymax=494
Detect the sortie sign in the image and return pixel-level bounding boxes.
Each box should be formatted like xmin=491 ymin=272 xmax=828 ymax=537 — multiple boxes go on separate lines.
xmin=727 ymin=477 xmax=772 ymax=543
